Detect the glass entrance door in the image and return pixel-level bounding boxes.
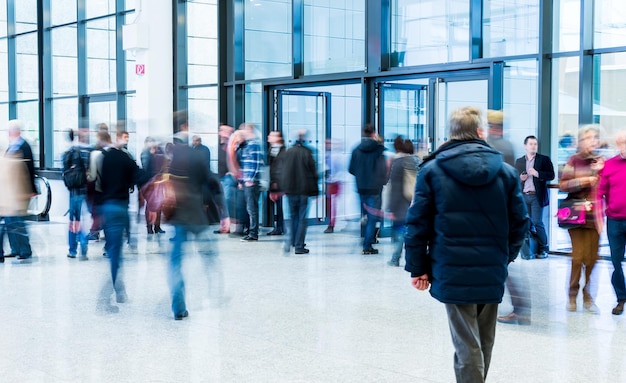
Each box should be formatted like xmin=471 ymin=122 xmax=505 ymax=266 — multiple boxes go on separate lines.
xmin=379 ymin=83 xmax=429 ymax=155
xmin=433 ymin=78 xmax=488 ymax=148
xmin=276 ymin=90 xmax=331 ymax=222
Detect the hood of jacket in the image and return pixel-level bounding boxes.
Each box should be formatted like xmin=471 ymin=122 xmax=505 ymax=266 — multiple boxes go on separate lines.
xmin=429 ymin=139 xmax=503 ymax=187
xmin=357 ymin=138 xmax=385 ymax=154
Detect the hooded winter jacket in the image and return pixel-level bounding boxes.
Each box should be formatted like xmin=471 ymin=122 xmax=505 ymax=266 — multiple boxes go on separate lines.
xmin=348 ymin=138 xmax=388 ymax=195
xmin=404 ymin=139 xmax=529 ymax=304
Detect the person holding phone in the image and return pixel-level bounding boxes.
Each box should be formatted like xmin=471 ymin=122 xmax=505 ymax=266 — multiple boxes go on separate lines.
xmin=514 ymin=135 xmax=555 ymax=260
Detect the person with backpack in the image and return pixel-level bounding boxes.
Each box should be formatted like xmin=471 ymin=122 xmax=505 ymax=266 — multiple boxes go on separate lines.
xmin=62 ymin=129 xmax=92 ymax=259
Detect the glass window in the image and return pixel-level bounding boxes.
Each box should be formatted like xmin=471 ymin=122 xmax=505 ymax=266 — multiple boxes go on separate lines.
xmin=552 ymin=56 xmax=579 ymax=177
xmin=15 ymin=0 xmax=38 ymax=34
xmin=483 ymin=0 xmax=539 ymax=57
xmin=245 ymin=83 xmax=263 ymax=126
xmin=0 ymin=38 xmax=7 ymax=102
xmin=124 ymin=14 xmax=136 ymax=91
xmin=187 ymin=0 xmax=218 ymax=85
xmin=51 ymin=0 xmax=77 ymax=26
xmin=125 ymin=0 xmax=137 ymax=11
xmin=391 ymin=0 xmax=469 ymax=67
xmin=188 ymin=86 xmax=219 ymax=170
xmin=15 ymin=33 xmax=39 ymax=101
xmin=1 ymin=2 xmax=7 ymax=38
xmin=0 ymin=103 xmax=8 ymax=148
xmin=245 ymin=0 xmax=292 ymax=80
xmin=52 ymin=97 xmax=79 ymax=167
xmin=86 ymin=0 xmax=115 ymax=19
xmin=503 ymin=60 xmax=539 ymax=159
xmin=553 ymin=0 xmax=580 ymax=52
xmin=593 ymin=52 xmax=626 ymax=154
xmin=303 ymin=0 xmax=365 ymax=75
xmin=86 ymin=17 xmax=116 ymax=94
xmin=52 ymin=26 xmax=78 ymax=96
xmin=16 ymin=101 xmax=40 ymax=167
xmin=594 ymin=0 xmax=626 ymax=49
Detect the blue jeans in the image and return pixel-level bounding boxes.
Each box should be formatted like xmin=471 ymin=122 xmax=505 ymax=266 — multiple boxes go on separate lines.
xmin=169 ymin=224 xmax=212 ymax=315
xmin=287 ymin=195 xmax=309 ymax=250
xmin=244 ymin=183 xmax=260 ymax=238
xmin=608 ymin=218 xmax=626 ymax=302
xmin=391 ymin=223 xmax=405 ymax=263
xmin=5 ymin=216 xmax=31 ymax=257
xmin=360 ymin=193 xmax=381 ymax=250
xmin=220 ymin=174 xmax=237 ymax=218
xmin=102 ymin=201 xmax=128 ymax=292
xmin=68 ymin=195 xmax=88 ymax=256
xmin=523 ymin=194 xmax=548 ymax=253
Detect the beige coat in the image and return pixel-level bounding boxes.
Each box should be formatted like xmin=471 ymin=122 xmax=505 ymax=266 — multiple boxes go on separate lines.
xmin=0 ymin=157 xmax=32 ymax=216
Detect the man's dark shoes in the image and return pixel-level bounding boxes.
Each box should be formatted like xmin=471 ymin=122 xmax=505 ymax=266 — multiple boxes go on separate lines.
xmin=294 ymin=248 xmax=309 ymax=254
xmin=266 ymin=230 xmax=283 ymax=236
xmin=240 ymin=235 xmax=258 ymax=242
xmin=362 ymin=248 xmax=379 ymax=255
xmin=174 ymin=310 xmax=189 ymax=320
xmin=612 ymin=301 xmax=625 ymax=315
xmin=67 ymin=253 xmax=77 ymax=259
xmin=536 ymin=251 xmax=548 ymax=259
xmin=17 ymin=254 xmax=32 ymax=260
xmin=0 ymin=255 xmax=4 ymax=263
xmin=497 ymin=312 xmax=530 ymax=325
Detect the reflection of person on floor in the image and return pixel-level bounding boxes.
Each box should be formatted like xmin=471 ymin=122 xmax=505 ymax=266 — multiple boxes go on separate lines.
xmin=405 ymin=107 xmax=528 ymax=382
xmin=596 ymin=130 xmax=626 ymax=316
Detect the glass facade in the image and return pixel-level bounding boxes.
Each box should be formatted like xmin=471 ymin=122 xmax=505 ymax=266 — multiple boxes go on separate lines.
xmin=244 ymin=0 xmax=292 ymax=80
xmin=391 ymin=0 xmax=469 ymax=67
xmin=303 ymin=0 xmax=365 ymax=75
xmin=187 ymin=0 xmax=218 ymax=85
xmin=483 ymin=0 xmax=540 ymax=57
xmin=594 ymin=0 xmax=626 ymax=49
xmin=553 ymin=0 xmax=580 ymax=52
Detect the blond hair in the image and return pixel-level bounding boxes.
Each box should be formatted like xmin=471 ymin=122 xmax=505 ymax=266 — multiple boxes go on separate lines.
xmin=449 ymin=107 xmax=483 ymax=141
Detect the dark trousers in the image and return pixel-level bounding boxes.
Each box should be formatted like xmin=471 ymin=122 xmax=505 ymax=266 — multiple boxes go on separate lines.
xmin=244 ymin=183 xmax=260 ymax=238
xmin=287 ymin=194 xmax=309 ymax=250
xmin=359 ymin=193 xmax=381 ymax=250
xmin=5 ymin=216 xmax=31 ymax=257
xmin=523 ymin=193 xmax=548 ymax=253
xmin=568 ymin=227 xmax=599 ymax=301
xmin=102 ymin=201 xmax=128 ymax=298
xmin=270 ymin=197 xmax=284 ymax=232
xmin=445 ymin=303 xmax=498 ymax=383
xmin=608 ymin=218 xmax=626 ymax=302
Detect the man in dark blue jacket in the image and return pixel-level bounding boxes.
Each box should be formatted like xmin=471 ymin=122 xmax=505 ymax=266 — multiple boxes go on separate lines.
xmin=348 ymin=124 xmax=388 ymax=254
xmin=405 ymin=106 xmax=528 ymax=383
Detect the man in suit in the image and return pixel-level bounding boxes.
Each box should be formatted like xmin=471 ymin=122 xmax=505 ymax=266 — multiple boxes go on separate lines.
xmin=515 ymin=135 xmax=555 ymax=259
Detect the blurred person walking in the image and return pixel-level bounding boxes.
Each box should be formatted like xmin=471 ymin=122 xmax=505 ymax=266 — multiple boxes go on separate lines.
xmin=62 ymin=129 xmax=92 ymax=260
xmin=140 ymin=136 xmax=167 ymax=234
xmin=597 ymin=130 xmax=626 ymax=315
xmin=4 ymin=120 xmax=37 ymax=261
xmin=216 ymin=124 xmax=235 ymax=234
xmin=86 ymin=129 xmax=114 ymax=242
xmin=239 ymin=124 xmax=263 ymax=242
xmin=167 ymin=112 xmax=218 ymax=320
xmin=559 ymin=125 xmax=605 ymax=313
xmin=267 ymin=131 xmax=286 ymax=236
xmin=324 ymin=138 xmax=344 ymax=234
xmin=280 ymin=130 xmax=318 ymax=254
xmin=349 ymin=124 xmax=388 ymax=255
xmin=386 ymin=137 xmax=419 ymax=267
xmin=97 ymin=134 xmax=145 ymax=312
xmin=405 ymin=107 xmax=528 ymax=383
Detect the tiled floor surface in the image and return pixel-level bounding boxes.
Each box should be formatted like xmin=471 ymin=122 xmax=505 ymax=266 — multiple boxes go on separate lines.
xmin=1 ymin=218 xmax=625 ymax=382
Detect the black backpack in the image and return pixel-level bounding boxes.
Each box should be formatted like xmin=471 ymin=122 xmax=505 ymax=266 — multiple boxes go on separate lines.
xmin=62 ymin=147 xmax=87 ymax=189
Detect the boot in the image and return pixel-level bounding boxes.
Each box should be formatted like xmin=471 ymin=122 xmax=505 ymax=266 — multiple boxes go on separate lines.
xmin=154 ymin=226 xmax=165 ymax=234
xmin=323 ymin=225 xmax=334 ymax=234
xmin=147 ymin=225 xmax=154 ymax=234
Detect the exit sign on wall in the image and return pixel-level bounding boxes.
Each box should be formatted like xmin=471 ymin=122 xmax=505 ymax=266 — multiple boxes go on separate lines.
xmin=135 ymin=64 xmax=145 ymax=76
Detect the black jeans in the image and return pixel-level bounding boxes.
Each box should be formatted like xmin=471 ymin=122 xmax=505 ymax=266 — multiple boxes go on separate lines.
xmin=244 ymin=183 xmax=260 ymax=238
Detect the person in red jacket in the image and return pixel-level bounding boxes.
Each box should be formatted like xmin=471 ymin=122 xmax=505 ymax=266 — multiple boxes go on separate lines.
xmin=597 ymin=131 xmax=626 ymax=315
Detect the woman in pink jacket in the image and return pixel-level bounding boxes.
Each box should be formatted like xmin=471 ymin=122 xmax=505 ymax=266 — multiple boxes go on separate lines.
xmin=597 ymin=131 xmax=626 ymax=315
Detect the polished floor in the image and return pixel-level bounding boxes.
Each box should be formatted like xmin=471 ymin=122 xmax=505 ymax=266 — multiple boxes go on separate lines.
xmin=1 ymin=217 xmax=625 ymax=383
